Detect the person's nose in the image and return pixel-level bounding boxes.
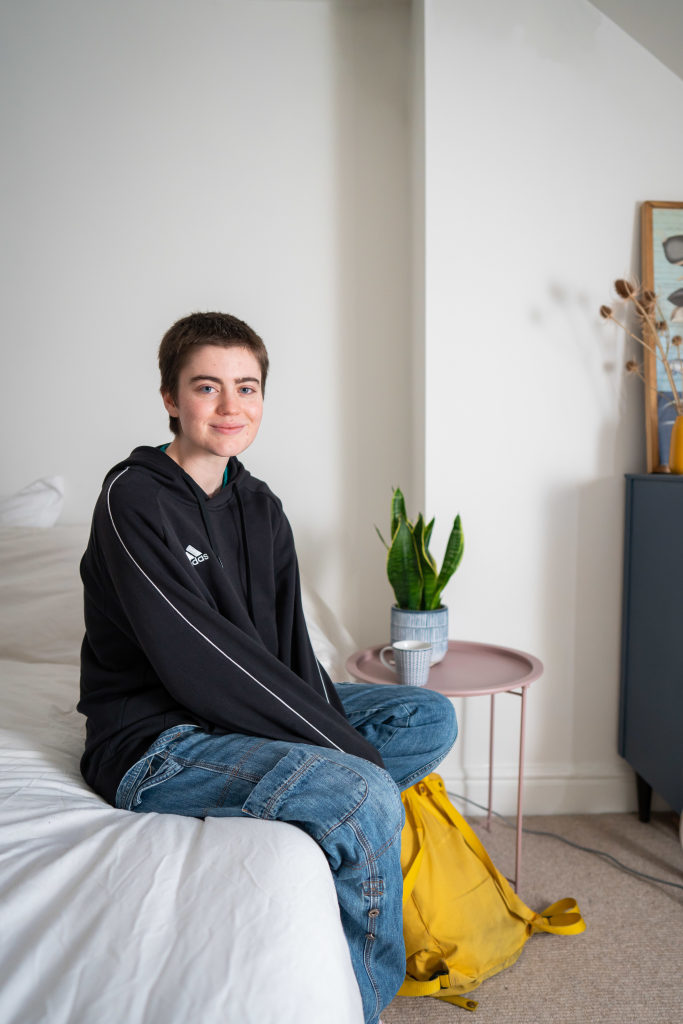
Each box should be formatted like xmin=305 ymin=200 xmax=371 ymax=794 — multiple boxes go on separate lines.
xmin=217 ymin=390 xmax=240 ymax=416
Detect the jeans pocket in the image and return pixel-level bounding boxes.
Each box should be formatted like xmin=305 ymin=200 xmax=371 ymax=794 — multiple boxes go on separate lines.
xmin=241 ymin=747 xmax=369 ymax=842
xmin=116 ymin=752 xmax=185 ymax=810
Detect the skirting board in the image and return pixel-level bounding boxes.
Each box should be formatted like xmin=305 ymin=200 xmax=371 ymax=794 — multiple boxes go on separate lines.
xmin=439 ymin=762 xmax=673 ymax=816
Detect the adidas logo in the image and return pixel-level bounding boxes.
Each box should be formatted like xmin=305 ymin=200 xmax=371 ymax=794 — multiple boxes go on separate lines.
xmin=185 ymin=544 xmax=209 ymax=566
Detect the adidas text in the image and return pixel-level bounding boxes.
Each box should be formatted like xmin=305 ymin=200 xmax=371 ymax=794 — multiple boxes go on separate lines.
xmin=185 ymin=544 xmax=209 ymax=566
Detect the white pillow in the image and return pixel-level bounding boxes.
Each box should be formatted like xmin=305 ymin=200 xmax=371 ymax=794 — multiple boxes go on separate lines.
xmin=0 ymin=523 xmax=88 ymax=665
xmin=0 ymin=477 xmax=64 ymax=527
xmin=0 ymin=523 xmax=358 ymax=681
xmin=301 ymin=581 xmax=358 ymax=682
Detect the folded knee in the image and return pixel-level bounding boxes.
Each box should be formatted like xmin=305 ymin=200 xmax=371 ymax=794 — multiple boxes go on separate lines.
xmin=241 ymin=746 xmax=403 ymax=847
xmin=327 ymin=763 xmax=404 ymax=872
xmin=412 ymin=688 xmax=458 ymax=751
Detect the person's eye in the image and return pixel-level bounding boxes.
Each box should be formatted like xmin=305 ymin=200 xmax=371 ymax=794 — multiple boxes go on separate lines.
xmin=198 ymin=384 xmax=217 ymax=394
xmin=239 ymin=386 xmax=257 ymax=395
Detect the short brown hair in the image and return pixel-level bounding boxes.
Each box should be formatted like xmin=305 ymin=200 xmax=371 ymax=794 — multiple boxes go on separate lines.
xmin=158 ymin=312 xmax=269 ymax=435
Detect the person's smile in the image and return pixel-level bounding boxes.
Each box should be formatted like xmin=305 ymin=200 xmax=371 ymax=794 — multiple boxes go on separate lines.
xmin=210 ymin=422 xmax=246 ymax=434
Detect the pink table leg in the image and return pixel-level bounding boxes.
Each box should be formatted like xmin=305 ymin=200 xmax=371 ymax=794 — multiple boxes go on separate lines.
xmin=514 ymin=685 xmax=528 ymax=892
xmin=486 ymin=694 xmax=495 ymax=832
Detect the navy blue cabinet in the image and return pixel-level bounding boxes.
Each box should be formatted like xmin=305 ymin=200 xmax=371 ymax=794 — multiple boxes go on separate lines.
xmin=619 ymin=475 xmax=683 ymax=818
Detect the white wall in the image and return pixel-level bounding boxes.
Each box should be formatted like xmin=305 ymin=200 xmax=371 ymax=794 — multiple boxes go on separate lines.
xmin=422 ymin=0 xmax=683 ymax=812
xmin=4 ymin=0 xmax=680 ymax=814
xmin=0 ymin=0 xmax=412 ymax=648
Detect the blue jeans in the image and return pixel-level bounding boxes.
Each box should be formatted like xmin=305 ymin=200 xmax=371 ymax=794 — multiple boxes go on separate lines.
xmin=115 ymin=683 xmax=457 ymax=1024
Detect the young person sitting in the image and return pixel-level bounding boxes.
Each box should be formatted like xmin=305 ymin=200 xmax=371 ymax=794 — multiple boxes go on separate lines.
xmin=78 ymin=311 xmax=458 ymax=1024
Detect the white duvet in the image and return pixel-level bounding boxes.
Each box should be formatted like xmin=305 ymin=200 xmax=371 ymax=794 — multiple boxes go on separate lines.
xmin=0 ymin=525 xmax=363 ymax=1024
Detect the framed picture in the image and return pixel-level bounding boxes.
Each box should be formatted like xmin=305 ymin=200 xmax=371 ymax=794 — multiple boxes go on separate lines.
xmin=641 ymin=201 xmax=683 ymax=472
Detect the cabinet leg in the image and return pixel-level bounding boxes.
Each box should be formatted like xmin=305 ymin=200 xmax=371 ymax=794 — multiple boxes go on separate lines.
xmin=636 ymin=773 xmax=652 ymax=823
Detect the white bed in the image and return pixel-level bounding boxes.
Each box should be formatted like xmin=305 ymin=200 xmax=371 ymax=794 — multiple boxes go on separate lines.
xmin=0 ymin=523 xmax=364 ymax=1024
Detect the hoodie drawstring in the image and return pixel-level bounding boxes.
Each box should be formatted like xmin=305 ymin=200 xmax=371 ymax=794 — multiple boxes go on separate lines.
xmin=182 ymin=471 xmax=256 ymax=626
xmin=235 ymin=487 xmax=255 ymax=622
xmin=183 ymin=474 xmax=225 ymax=570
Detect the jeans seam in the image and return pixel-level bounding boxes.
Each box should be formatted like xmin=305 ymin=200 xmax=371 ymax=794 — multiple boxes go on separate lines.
xmin=259 ymin=755 xmax=324 ymax=819
xmin=316 ymin=777 xmax=369 ymax=843
xmin=395 ymin=731 xmax=459 ymax=791
xmin=345 ymin=702 xmax=414 ymax=755
xmin=338 ymin=817 xmax=403 ymax=871
xmin=131 ymin=757 xmax=184 ymax=808
xmin=213 ymin=739 xmax=270 ymax=808
xmin=372 ymin=726 xmax=399 ymax=754
xmin=257 ymin=755 xmax=370 ymax=834
xmin=116 ymin=725 xmax=199 ymax=808
xmin=349 ymin=817 xmax=382 ymax=1023
xmin=169 ymin=753 xmax=264 ymax=778
xmin=116 ymin=759 xmax=149 ymax=808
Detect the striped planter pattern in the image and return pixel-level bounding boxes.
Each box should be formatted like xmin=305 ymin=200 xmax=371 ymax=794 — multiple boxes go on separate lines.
xmin=390 ymin=605 xmax=449 ymax=665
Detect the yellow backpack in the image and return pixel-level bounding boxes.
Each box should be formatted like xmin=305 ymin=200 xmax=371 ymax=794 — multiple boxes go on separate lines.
xmin=399 ymin=773 xmax=586 ymax=1011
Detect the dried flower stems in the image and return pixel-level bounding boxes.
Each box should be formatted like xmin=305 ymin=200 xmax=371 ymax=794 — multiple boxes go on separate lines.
xmin=600 ymin=279 xmax=683 ymax=416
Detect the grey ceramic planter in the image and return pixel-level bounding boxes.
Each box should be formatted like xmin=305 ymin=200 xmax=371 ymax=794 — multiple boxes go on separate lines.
xmin=390 ymin=605 xmax=449 ymax=665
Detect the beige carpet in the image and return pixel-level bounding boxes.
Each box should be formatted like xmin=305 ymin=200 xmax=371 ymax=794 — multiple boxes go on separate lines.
xmin=382 ymin=808 xmax=683 ymax=1024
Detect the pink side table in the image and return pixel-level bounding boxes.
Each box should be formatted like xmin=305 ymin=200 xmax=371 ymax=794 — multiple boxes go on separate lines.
xmin=345 ymin=639 xmax=544 ymax=892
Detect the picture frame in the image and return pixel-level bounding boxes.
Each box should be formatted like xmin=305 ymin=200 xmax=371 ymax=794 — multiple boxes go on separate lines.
xmin=641 ymin=200 xmax=683 ymax=472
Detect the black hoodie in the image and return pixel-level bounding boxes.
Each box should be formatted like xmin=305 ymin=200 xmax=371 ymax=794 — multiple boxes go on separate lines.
xmin=78 ymin=446 xmax=383 ymax=805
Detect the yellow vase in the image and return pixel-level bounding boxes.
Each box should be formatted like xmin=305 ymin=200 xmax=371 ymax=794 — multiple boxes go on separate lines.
xmin=670 ymin=415 xmax=683 ymax=474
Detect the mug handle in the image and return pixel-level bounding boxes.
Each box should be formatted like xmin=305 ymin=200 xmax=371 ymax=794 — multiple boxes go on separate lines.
xmin=379 ymin=645 xmax=395 ymax=671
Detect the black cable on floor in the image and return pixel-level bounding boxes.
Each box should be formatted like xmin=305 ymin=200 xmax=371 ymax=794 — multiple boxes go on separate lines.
xmin=448 ymin=790 xmax=683 ymax=892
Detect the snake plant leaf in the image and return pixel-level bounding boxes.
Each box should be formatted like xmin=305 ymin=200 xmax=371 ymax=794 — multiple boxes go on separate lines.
xmin=387 ymin=516 xmax=423 ymax=609
xmin=415 ymin=514 xmax=438 ymax=610
xmin=431 ymin=514 xmax=464 ymax=609
xmin=391 ymin=488 xmax=410 ymax=540
xmin=379 ymin=488 xmax=464 ymax=611
xmin=375 ymin=525 xmax=389 ymax=550
xmin=412 ymin=512 xmax=424 ymax=550
xmin=423 ymin=517 xmax=435 ymax=553
xmin=414 ymin=513 xmax=437 ymax=575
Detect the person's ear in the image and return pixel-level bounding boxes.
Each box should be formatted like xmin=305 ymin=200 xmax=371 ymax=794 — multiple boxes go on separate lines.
xmin=161 ymin=391 xmax=179 ymax=418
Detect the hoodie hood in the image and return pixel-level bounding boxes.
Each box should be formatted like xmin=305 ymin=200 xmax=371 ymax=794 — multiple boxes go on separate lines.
xmin=106 ymin=445 xmax=250 ymax=505
xmin=106 ymin=446 xmax=251 ymax=572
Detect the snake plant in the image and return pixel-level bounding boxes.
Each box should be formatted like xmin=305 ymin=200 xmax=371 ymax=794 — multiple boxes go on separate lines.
xmin=376 ymin=488 xmax=464 ymax=611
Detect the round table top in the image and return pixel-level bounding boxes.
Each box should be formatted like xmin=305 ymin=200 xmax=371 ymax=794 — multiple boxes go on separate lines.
xmin=345 ymin=639 xmax=543 ymax=697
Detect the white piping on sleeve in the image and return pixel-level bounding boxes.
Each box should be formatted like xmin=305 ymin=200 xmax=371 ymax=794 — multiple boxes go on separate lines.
xmin=105 ymin=468 xmax=343 ymax=752
xmin=315 ymin=658 xmax=332 ymax=704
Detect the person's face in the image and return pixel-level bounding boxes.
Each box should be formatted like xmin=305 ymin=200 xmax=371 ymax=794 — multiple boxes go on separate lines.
xmin=162 ymin=345 xmax=264 ymax=460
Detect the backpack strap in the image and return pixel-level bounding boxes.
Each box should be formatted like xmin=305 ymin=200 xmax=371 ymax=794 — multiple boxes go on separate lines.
xmin=408 ymin=776 xmax=535 ymax=923
xmin=399 ymin=975 xmax=478 ymax=1011
xmin=401 ymin=824 xmax=425 ymax=906
xmin=406 ymin=776 xmax=586 ymax=936
xmin=533 ymin=898 xmax=585 ymax=936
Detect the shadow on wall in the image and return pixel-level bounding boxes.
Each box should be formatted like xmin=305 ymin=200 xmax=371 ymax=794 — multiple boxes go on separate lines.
xmin=571 ymin=403 xmax=647 ymax=809
xmin=530 ymin=268 xmax=645 ymax=810
xmin=519 ymin=196 xmax=647 ymax=778
xmin=538 ymin=441 xmax=641 ymax=813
